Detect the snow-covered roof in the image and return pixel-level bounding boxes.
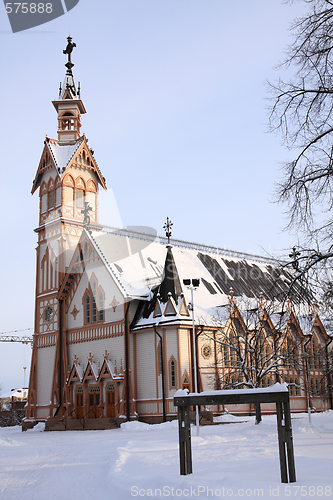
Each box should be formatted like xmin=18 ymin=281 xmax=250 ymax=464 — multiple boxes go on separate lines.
xmin=297 ymin=314 xmax=316 ymax=337
xmin=270 ymin=310 xmax=292 ymax=332
xmin=84 ymin=228 xmax=303 ymax=329
xmin=48 ymin=137 xmax=83 ymax=172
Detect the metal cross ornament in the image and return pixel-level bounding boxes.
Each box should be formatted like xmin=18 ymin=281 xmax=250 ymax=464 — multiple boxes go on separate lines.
xmin=163 ymin=217 xmax=173 ymax=245
xmin=289 ymin=246 xmax=301 ymax=271
xmin=81 ymin=201 xmax=92 ymax=232
xmin=63 ymin=36 xmax=76 ymax=75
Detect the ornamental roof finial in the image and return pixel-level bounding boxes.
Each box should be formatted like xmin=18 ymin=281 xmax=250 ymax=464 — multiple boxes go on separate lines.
xmin=311 ymin=299 xmax=317 ymax=315
xmin=63 ymin=35 xmax=76 ymax=76
xmin=163 ymin=217 xmax=173 ymax=245
xmin=259 ymin=291 xmax=265 ymax=310
xmin=228 ymin=287 xmax=236 ymax=307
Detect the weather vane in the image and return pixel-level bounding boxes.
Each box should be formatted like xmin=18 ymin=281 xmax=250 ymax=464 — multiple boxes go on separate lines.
xmin=81 ymin=201 xmax=92 ymax=233
xmin=163 ymin=217 xmax=173 ymax=245
xmin=63 ymin=36 xmax=76 ymax=76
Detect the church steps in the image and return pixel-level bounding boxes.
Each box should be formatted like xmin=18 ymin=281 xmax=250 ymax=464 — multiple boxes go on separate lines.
xmin=45 ymin=417 xmax=120 ymax=431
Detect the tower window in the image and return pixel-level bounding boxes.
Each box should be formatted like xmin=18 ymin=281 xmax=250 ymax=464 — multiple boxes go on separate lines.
xmin=91 ymin=279 xmax=97 ymax=323
xmin=49 ymin=191 xmax=55 ymax=210
xmin=76 ymin=189 xmax=84 ymax=209
xmin=169 ymin=357 xmax=177 ymax=389
xmin=98 ymin=291 xmax=104 ymax=322
xmin=84 ymin=294 xmax=90 ymax=324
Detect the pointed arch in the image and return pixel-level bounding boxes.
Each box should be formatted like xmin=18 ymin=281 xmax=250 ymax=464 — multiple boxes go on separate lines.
xmin=82 ymin=273 xmax=105 ymax=325
xmin=75 ymin=176 xmax=86 ymax=190
xmin=181 ymin=370 xmax=190 ymax=391
xmin=47 ymin=177 xmax=56 ymax=210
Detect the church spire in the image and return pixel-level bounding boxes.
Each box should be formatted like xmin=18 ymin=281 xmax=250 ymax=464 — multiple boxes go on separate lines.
xmin=52 ymin=36 xmax=86 ymax=143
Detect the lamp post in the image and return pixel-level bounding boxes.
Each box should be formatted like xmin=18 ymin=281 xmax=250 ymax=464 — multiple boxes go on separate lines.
xmin=183 ymin=278 xmax=200 ymax=436
xmin=301 ymin=337 xmax=312 ymax=424
xmin=154 ymin=324 xmax=166 ymax=422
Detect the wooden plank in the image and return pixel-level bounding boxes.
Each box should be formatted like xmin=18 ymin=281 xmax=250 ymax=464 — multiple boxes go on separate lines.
xmin=178 ymin=407 xmax=186 ymax=475
xmin=276 ymin=402 xmax=288 ymax=483
xmin=174 ymin=391 xmax=289 ymax=407
xmin=284 ymin=401 xmax=296 ymax=483
xmin=184 ymin=405 xmax=192 ymax=475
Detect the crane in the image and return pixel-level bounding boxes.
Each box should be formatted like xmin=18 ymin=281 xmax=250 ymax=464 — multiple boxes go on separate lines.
xmin=0 ymin=328 xmax=33 ymax=344
xmin=0 ymin=336 xmax=32 ymax=344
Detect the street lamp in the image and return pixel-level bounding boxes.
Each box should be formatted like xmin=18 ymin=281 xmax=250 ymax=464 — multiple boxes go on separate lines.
xmin=183 ymin=278 xmax=200 ymax=436
xmin=301 ymin=338 xmax=312 ymax=424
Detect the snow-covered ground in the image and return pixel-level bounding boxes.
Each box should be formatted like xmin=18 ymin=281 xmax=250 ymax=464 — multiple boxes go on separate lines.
xmin=1 ymin=412 xmax=332 ymax=500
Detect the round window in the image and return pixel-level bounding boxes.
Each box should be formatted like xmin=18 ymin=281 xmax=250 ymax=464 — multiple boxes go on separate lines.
xmin=201 ymin=344 xmax=212 ymax=359
xmin=44 ymin=306 xmax=53 ymax=322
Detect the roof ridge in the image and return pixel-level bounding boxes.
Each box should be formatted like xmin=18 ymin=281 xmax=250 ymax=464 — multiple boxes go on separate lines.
xmin=98 ymin=225 xmax=281 ymax=265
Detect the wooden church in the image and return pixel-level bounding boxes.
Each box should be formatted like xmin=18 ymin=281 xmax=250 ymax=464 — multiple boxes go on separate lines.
xmin=23 ymin=39 xmax=333 ymax=430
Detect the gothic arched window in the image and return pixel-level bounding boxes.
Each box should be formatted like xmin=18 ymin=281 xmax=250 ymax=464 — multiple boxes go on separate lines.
xmin=84 ymin=294 xmax=90 ymax=324
xmin=83 ymin=275 xmax=105 ymax=325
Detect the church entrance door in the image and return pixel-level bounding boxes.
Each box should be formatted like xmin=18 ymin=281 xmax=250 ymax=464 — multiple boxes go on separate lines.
xmin=75 ymin=387 xmax=84 ymax=419
xmin=88 ymin=386 xmax=101 ymax=418
xmin=106 ymin=383 xmax=115 ymax=418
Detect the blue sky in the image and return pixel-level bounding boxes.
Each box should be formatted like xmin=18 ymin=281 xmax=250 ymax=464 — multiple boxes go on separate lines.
xmin=0 ymin=0 xmax=308 ymax=394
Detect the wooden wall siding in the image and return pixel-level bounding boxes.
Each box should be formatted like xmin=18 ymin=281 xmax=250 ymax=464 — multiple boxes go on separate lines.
xmin=65 ymin=235 xmax=80 ymax=267
xmin=37 ymin=345 xmax=56 ymax=406
xmin=37 ymin=406 xmax=50 ymax=419
xmin=198 ymin=334 xmax=215 ymax=368
xmin=200 ymin=371 xmax=216 ymax=391
xmin=179 ymin=329 xmax=191 ymax=386
xmin=67 ymin=336 xmax=124 ymax=371
xmin=136 ymin=331 xmax=157 ymax=400
xmin=164 ymin=328 xmax=179 ymax=397
xmin=136 ymin=398 xmax=177 ymax=416
xmin=66 ymin=264 xmax=124 ymax=331
xmin=67 ymin=322 xmax=124 ymax=344
xmin=128 ymin=300 xmax=138 ymax=324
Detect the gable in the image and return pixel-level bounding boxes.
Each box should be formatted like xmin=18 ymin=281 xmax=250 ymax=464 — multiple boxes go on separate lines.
xmin=60 ymin=139 xmax=107 ymax=189
xmin=31 ymin=142 xmax=60 ymax=194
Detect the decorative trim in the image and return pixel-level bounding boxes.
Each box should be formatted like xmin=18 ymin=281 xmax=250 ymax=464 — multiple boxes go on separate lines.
xmin=71 ymin=305 xmax=79 ymax=320
xmin=67 ymin=321 xmax=124 ymax=344
xmin=201 ymin=344 xmax=213 ymax=360
xmin=110 ymin=295 xmax=120 ymax=312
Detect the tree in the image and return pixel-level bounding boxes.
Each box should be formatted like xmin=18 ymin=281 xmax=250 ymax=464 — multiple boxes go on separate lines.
xmin=269 ymin=0 xmax=333 ymax=301
xmin=204 ymin=297 xmax=303 ymax=423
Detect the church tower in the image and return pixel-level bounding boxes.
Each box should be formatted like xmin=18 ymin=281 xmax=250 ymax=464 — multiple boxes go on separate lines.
xmin=26 ymin=38 xmax=107 ymax=422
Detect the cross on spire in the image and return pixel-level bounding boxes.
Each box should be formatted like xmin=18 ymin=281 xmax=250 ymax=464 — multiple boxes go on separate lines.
xmin=63 ymin=36 xmax=76 ymax=76
xmin=163 ymin=217 xmax=173 ymax=245
xmin=289 ymin=246 xmax=301 ymax=271
xmin=81 ymin=201 xmax=92 ymax=232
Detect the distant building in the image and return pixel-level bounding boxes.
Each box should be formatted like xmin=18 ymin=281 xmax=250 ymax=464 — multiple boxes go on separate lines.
xmin=24 ymin=39 xmax=333 ymax=430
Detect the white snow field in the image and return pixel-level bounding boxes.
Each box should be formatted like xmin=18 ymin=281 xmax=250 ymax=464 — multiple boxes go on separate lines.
xmin=1 ymin=412 xmax=333 ymax=500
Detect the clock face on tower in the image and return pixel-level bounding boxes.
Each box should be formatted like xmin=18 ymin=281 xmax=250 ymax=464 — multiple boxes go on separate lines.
xmin=44 ymin=306 xmax=53 ymax=323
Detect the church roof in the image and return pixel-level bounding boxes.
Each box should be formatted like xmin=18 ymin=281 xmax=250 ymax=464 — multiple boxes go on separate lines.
xmin=48 ymin=137 xmax=84 ymax=171
xmin=82 ymin=227 xmax=304 ymax=329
